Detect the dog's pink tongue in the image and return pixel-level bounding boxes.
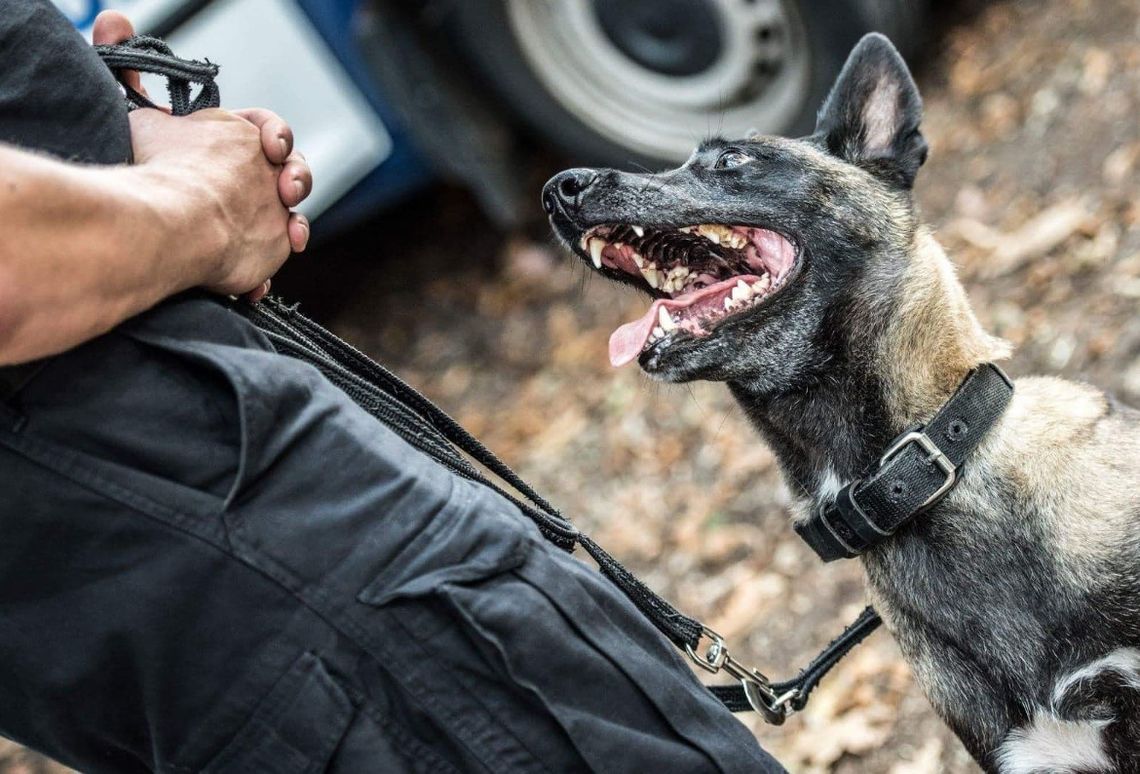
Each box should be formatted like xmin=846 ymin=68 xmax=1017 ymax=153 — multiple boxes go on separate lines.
xmin=609 ymin=302 xmax=662 ymax=368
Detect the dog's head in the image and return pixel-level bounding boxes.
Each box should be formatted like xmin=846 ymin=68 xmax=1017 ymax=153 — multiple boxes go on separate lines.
xmin=544 ymin=33 xmax=931 ymax=394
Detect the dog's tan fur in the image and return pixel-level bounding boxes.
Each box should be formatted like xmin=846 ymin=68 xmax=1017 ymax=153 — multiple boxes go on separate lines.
xmin=546 ymin=31 xmax=1140 ymax=771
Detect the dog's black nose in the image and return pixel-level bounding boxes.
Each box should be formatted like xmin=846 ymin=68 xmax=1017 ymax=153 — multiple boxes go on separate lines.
xmin=542 ymin=169 xmax=598 ymax=215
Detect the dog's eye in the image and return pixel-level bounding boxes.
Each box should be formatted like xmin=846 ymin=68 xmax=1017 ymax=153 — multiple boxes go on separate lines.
xmin=714 ymin=150 xmax=751 ymax=170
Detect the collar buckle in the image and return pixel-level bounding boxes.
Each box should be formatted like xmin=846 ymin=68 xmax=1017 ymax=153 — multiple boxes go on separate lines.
xmin=795 ymin=364 xmax=1014 ymax=562
xmin=877 ymin=430 xmax=957 ymax=509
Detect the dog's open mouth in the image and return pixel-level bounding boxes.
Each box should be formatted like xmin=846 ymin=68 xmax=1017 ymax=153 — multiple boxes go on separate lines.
xmin=579 ymin=224 xmax=799 ymax=366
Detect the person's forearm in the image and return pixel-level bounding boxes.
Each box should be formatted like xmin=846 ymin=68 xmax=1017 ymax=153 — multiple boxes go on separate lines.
xmin=0 ymin=145 xmax=223 ymax=364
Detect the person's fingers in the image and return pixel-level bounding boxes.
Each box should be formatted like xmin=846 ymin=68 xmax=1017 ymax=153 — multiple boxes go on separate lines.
xmin=278 ymin=152 xmax=313 ymax=207
xmin=92 ymin=11 xmax=145 ymax=95
xmin=288 ymin=213 xmax=311 ymax=253
xmin=245 ymin=279 xmax=272 ymax=304
xmin=233 ymin=107 xmax=293 ymax=164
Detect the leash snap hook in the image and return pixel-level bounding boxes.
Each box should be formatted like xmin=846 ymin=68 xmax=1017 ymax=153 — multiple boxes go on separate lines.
xmin=686 ymin=626 xmax=792 ymax=725
xmin=685 ymin=625 xmax=730 ymax=673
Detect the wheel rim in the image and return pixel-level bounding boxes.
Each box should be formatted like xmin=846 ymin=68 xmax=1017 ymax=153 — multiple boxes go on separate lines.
xmin=506 ymin=0 xmax=812 ymax=165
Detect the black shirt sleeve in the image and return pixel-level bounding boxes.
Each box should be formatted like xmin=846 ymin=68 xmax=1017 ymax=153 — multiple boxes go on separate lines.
xmin=0 ymin=0 xmax=132 ymax=165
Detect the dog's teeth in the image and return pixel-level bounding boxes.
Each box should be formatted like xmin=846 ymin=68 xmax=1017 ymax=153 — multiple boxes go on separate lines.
xmin=724 ymin=296 xmax=733 ymax=310
xmin=633 ymin=253 xmax=645 ymax=268
xmin=751 ymin=276 xmax=770 ymax=294
xmin=679 ymin=226 xmax=694 ymax=234
xmin=731 ymin=280 xmax=753 ymax=302
xmin=641 ymin=266 xmax=660 ymax=288
xmin=588 ymin=238 xmax=605 ymax=269
xmin=658 ymin=306 xmax=676 ymax=331
xmin=698 ymin=225 xmax=736 ymax=246
xmin=652 ymin=325 xmax=665 ymax=339
xmin=631 ymin=225 xmax=645 ymax=237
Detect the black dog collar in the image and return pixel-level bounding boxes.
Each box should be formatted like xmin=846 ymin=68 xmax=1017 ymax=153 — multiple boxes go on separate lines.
xmin=796 ymin=363 xmax=1014 ymax=562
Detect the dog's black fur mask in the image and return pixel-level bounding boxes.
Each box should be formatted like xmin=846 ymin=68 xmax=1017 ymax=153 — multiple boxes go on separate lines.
xmin=544 ymin=31 xmax=923 ymax=386
xmin=543 ymin=34 xmax=938 ymax=488
xmin=546 ymin=33 xmax=1140 ymax=773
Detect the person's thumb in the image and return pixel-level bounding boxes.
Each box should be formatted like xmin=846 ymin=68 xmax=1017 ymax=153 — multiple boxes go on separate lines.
xmin=92 ymin=11 xmax=145 ymax=95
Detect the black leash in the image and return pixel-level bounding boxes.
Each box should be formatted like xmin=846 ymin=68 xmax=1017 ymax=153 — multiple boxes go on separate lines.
xmin=236 ymin=295 xmax=878 ymax=724
xmin=93 ymin=36 xmax=883 ymax=724
xmin=94 ymin=36 xmax=219 ymax=116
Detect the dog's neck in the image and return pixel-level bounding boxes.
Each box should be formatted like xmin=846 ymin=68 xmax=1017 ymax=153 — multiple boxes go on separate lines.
xmin=729 ymin=230 xmax=1010 ymax=500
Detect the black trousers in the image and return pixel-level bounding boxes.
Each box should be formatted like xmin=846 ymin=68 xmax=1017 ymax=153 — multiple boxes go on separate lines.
xmin=0 ymin=296 xmax=783 ymax=774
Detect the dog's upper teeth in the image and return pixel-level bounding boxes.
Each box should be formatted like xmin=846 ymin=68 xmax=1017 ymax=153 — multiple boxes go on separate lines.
xmin=633 ymin=253 xmax=646 ymax=268
xmin=588 ymin=237 xmax=605 ymax=268
xmin=731 ymin=280 xmax=753 ymax=302
xmin=640 ymin=263 xmax=660 ymax=288
xmin=632 ymin=225 xmax=645 ymax=237
xmin=697 ymin=225 xmax=735 ymax=246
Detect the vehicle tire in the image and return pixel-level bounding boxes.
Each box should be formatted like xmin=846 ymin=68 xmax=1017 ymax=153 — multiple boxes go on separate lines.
xmin=443 ymin=0 xmax=923 ymax=170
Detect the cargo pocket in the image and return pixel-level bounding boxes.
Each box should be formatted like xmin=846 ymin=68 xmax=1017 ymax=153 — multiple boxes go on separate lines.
xmin=117 ymin=329 xmax=254 ymax=509
xmin=0 ymin=325 xmax=254 ymax=543
xmin=201 ymin=652 xmax=354 ymax=774
xmin=356 ymin=481 xmax=531 ymax=609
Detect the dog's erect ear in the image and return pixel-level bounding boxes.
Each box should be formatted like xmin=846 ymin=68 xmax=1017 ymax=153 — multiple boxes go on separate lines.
xmin=814 ymin=33 xmax=927 ymax=188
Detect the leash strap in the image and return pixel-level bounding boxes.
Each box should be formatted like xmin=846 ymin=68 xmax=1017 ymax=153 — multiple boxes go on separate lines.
xmin=797 ymin=364 xmax=1014 ymax=562
xmin=239 ymin=297 xmax=876 ymax=724
xmin=94 ymin=36 xmax=220 ymax=116
xmin=708 ymin=605 xmax=882 ymax=714
xmin=94 ymin=37 xmax=880 ymax=724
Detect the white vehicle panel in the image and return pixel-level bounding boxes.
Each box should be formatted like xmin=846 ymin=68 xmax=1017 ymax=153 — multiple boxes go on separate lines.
xmin=56 ymin=0 xmax=392 ymax=218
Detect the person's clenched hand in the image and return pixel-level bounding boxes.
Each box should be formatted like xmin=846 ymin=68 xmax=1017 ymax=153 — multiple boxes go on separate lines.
xmin=129 ymin=107 xmax=308 ymax=299
xmin=94 ymin=10 xmax=311 ymax=301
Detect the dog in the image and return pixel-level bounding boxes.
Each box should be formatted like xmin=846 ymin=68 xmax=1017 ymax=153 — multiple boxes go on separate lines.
xmin=543 ymin=32 xmax=1140 ymax=773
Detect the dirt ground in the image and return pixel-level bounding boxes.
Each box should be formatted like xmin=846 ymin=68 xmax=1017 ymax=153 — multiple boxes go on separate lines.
xmin=7 ymin=0 xmax=1140 ymax=771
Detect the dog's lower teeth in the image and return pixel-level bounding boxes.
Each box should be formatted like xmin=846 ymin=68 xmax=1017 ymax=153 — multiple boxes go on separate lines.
xmin=658 ymin=307 xmax=676 ymax=331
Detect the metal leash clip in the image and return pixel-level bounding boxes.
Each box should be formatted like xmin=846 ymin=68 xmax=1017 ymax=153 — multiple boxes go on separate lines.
xmin=685 ymin=626 xmax=799 ymax=725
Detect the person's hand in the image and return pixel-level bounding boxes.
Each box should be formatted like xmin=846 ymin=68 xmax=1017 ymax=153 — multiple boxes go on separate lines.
xmin=93 ymin=11 xmax=312 ymax=302
xmin=127 ymin=108 xmax=303 ymax=298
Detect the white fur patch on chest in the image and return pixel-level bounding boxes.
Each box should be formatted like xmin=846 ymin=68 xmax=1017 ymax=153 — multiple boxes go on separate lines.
xmin=997 ymin=647 xmax=1140 ymax=773
xmin=817 ymin=468 xmax=845 ymax=501
xmin=997 ymin=713 xmax=1111 ymax=773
